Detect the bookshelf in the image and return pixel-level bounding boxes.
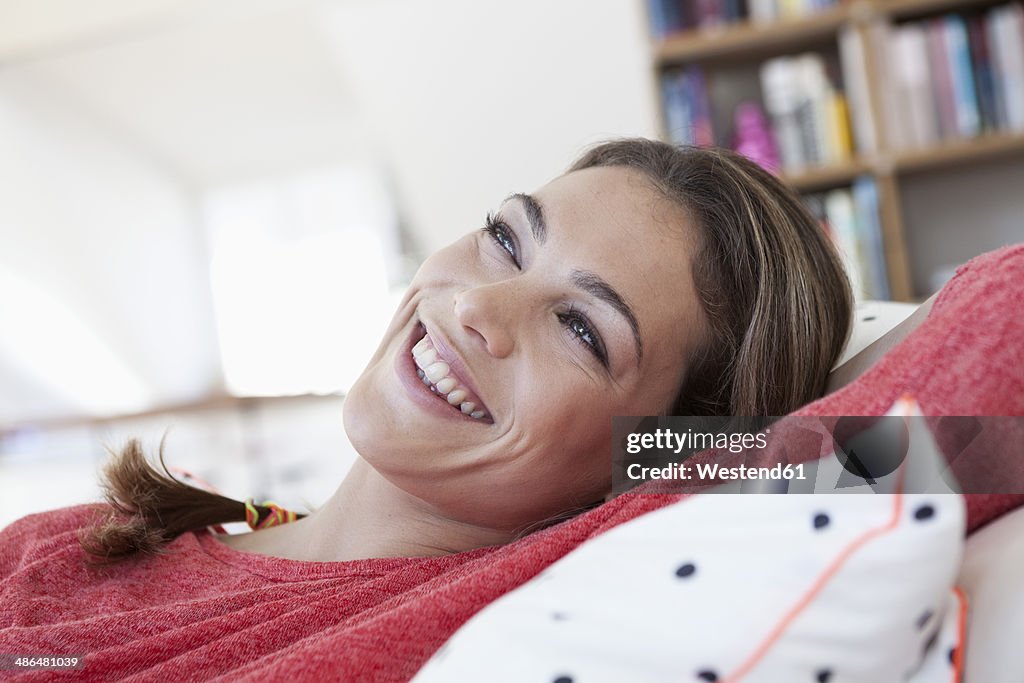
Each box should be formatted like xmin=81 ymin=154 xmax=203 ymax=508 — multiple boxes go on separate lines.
xmin=648 ymin=0 xmax=1024 ymax=301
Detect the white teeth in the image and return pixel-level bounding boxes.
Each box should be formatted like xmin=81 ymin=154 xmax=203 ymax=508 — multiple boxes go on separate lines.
xmin=414 ymin=347 xmax=438 ymax=368
xmin=411 ymin=330 xmax=489 ymax=421
xmin=425 ymin=362 xmax=449 ymax=382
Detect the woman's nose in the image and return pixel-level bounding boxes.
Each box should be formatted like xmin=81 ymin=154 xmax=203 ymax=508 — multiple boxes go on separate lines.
xmin=453 ymin=282 xmax=518 ymax=358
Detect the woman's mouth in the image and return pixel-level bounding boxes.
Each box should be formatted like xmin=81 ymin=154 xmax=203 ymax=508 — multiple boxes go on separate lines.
xmin=411 ymin=330 xmax=491 ymax=421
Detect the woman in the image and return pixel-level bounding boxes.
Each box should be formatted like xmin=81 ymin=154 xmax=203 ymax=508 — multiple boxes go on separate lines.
xmin=0 ymin=139 xmax=854 ymax=680
xmin=89 ymin=138 xmax=852 ymax=563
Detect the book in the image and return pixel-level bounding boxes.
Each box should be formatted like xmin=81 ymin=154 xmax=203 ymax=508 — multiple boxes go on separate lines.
xmin=760 ymin=53 xmax=845 ymax=170
xmin=838 ymin=25 xmax=877 ymax=153
xmin=647 ymin=0 xmax=684 ymax=38
xmin=688 ymin=67 xmax=715 ymax=146
xmin=794 ymin=53 xmax=829 ymax=166
xmin=661 ymin=66 xmax=715 ymax=147
xmin=824 ymin=90 xmax=854 ymax=162
xmin=944 ymin=14 xmax=981 ymax=139
xmin=992 ymin=3 xmax=1024 ymax=130
xmin=761 ymin=57 xmax=807 ymax=170
xmin=968 ymin=13 xmax=1000 ymax=132
xmin=697 ymin=0 xmax=727 ymax=28
xmin=662 ymin=69 xmax=693 ymax=146
xmin=852 ymin=177 xmax=890 ymax=301
xmin=823 ymin=189 xmax=867 ymax=299
xmin=892 ymin=23 xmax=940 ymax=149
xmin=927 ymin=18 xmax=959 ymax=139
xmin=749 ymin=0 xmax=779 ymax=24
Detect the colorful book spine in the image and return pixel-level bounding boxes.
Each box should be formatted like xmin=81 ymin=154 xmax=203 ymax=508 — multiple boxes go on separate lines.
xmin=696 ymin=0 xmax=726 ymax=28
xmin=662 ymin=70 xmax=692 ymax=145
xmin=927 ymin=18 xmax=959 ymax=139
xmin=968 ymin=13 xmax=1000 ymax=132
xmin=992 ymin=3 xmax=1024 ymax=130
xmin=661 ymin=66 xmax=715 ymax=147
xmin=760 ymin=52 xmax=848 ymax=170
xmin=688 ymin=67 xmax=715 ymax=146
xmin=647 ymin=0 xmax=685 ymax=38
xmin=904 ymin=24 xmax=940 ymax=148
xmin=852 ymin=177 xmax=890 ymax=301
xmin=823 ymin=189 xmax=866 ymax=299
xmin=761 ymin=57 xmax=806 ymax=171
xmin=838 ymin=25 xmax=877 ymax=154
xmin=944 ymin=14 xmax=981 ymax=138
xmin=825 ymin=92 xmax=854 ymax=162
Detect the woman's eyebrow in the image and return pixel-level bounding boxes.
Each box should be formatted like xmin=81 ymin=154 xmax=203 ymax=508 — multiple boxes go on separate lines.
xmin=505 ymin=192 xmax=547 ymax=245
xmin=502 ymin=192 xmax=643 ymax=366
xmin=572 ymin=270 xmax=644 ymax=366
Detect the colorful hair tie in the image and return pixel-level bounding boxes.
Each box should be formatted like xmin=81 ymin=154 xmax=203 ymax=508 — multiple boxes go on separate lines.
xmin=244 ymin=498 xmax=301 ymax=530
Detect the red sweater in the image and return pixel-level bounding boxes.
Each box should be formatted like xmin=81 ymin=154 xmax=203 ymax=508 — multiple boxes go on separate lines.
xmin=2 ymin=245 xmax=1022 ymax=682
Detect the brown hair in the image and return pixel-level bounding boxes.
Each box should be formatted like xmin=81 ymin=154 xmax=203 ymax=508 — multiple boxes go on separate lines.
xmin=83 ymin=139 xmax=852 ymax=561
xmin=81 ymin=439 xmax=300 ymax=563
xmin=570 ymin=139 xmax=852 ymax=416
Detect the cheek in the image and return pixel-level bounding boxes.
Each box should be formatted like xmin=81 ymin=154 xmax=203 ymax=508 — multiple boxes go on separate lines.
xmin=516 ymin=391 xmax=618 ymax=475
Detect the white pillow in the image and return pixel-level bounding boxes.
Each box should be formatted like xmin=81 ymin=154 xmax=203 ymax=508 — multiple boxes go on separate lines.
xmin=958 ymin=505 xmax=1024 ymax=682
xmin=413 ymin=399 xmax=965 ymax=683
xmin=835 ymin=300 xmax=919 ymax=368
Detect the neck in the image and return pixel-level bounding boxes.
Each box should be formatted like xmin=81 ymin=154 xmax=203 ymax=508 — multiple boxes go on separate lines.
xmin=221 ymin=458 xmax=512 ymax=562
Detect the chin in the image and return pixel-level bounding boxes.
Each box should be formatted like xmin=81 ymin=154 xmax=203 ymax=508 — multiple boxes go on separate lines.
xmin=341 ymin=360 xmax=382 ymax=459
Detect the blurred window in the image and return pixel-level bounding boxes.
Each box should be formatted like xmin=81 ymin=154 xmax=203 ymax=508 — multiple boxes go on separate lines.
xmin=204 ymin=165 xmax=402 ymax=396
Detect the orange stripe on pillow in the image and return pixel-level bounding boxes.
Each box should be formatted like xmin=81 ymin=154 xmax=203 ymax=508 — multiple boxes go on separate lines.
xmin=723 ymin=491 xmax=906 ymax=682
xmin=951 ymin=586 xmax=968 ymax=683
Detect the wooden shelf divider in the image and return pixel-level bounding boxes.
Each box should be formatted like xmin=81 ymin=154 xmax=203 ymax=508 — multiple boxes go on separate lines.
xmin=891 ymin=130 xmax=1024 ymax=174
xmin=782 ymin=158 xmax=873 ymax=191
xmin=655 ymin=4 xmax=852 ymax=62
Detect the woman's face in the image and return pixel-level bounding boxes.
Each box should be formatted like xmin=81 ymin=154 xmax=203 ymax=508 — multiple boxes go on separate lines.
xmin=344 ymin=166 xmax=706 ymax=530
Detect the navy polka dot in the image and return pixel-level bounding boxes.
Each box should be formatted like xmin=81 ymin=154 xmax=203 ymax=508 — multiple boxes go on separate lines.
xmin=676 ymin=562 xmax=697 ymax=578
xmin=816 ymin=669 xmax=833 ymax=682
xmin=813 ymin=513 xmax=830 ymax=530
xmin=916 ymin=609 xmax=933 ymax=629
xmin=914 ymin=504 xmax=936 ymax=521
xmin=697 ymin=671 xmax=718 ymax=682
xmin=551 ymin=612 xmax=568 ymax=621
xmin=948 ymin=646 xmax=957 ymax=665
xmin=553 ymin=676 xmax=573 ymax=683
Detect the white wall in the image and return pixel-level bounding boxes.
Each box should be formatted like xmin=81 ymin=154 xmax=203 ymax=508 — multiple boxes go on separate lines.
xmin=0 ymin=71 xmax=221 ymax=422
xmin=323 ymin=0 xmax=659 ymax=254
xmin=0 ymin=0 xmax=659 ymax=426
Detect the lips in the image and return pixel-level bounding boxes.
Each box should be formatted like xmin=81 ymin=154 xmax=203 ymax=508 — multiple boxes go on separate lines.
xmin=398 ymin=320 xmax=493 ymax=424
xmin=412 ymin=328 xmax=491 ymax=420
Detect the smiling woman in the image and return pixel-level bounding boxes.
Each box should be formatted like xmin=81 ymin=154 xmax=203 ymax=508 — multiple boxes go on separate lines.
xmin=0 ymin=138 xmax=857 ymax=680
xmin=67 ymin=139 xmax=852 ymax=564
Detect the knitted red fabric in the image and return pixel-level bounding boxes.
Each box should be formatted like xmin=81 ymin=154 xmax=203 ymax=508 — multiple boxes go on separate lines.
xmin=1 ymin=245 xmax=1021 ymax=682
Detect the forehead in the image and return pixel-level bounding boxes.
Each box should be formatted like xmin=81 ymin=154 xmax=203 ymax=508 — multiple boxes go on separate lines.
xmin=530 ymin=165 xmax=703 ymax=369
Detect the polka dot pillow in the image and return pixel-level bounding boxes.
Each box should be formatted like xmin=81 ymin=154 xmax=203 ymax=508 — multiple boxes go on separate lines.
xmin=413 ymin=399 xmax=967 ymax=683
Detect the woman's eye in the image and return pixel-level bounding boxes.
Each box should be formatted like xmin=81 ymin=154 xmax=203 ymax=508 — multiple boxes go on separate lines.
xmin=558 ymin=309 xmax=608 ymax=368
xmin=481 ymin=213 xmax=520 ymax=269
